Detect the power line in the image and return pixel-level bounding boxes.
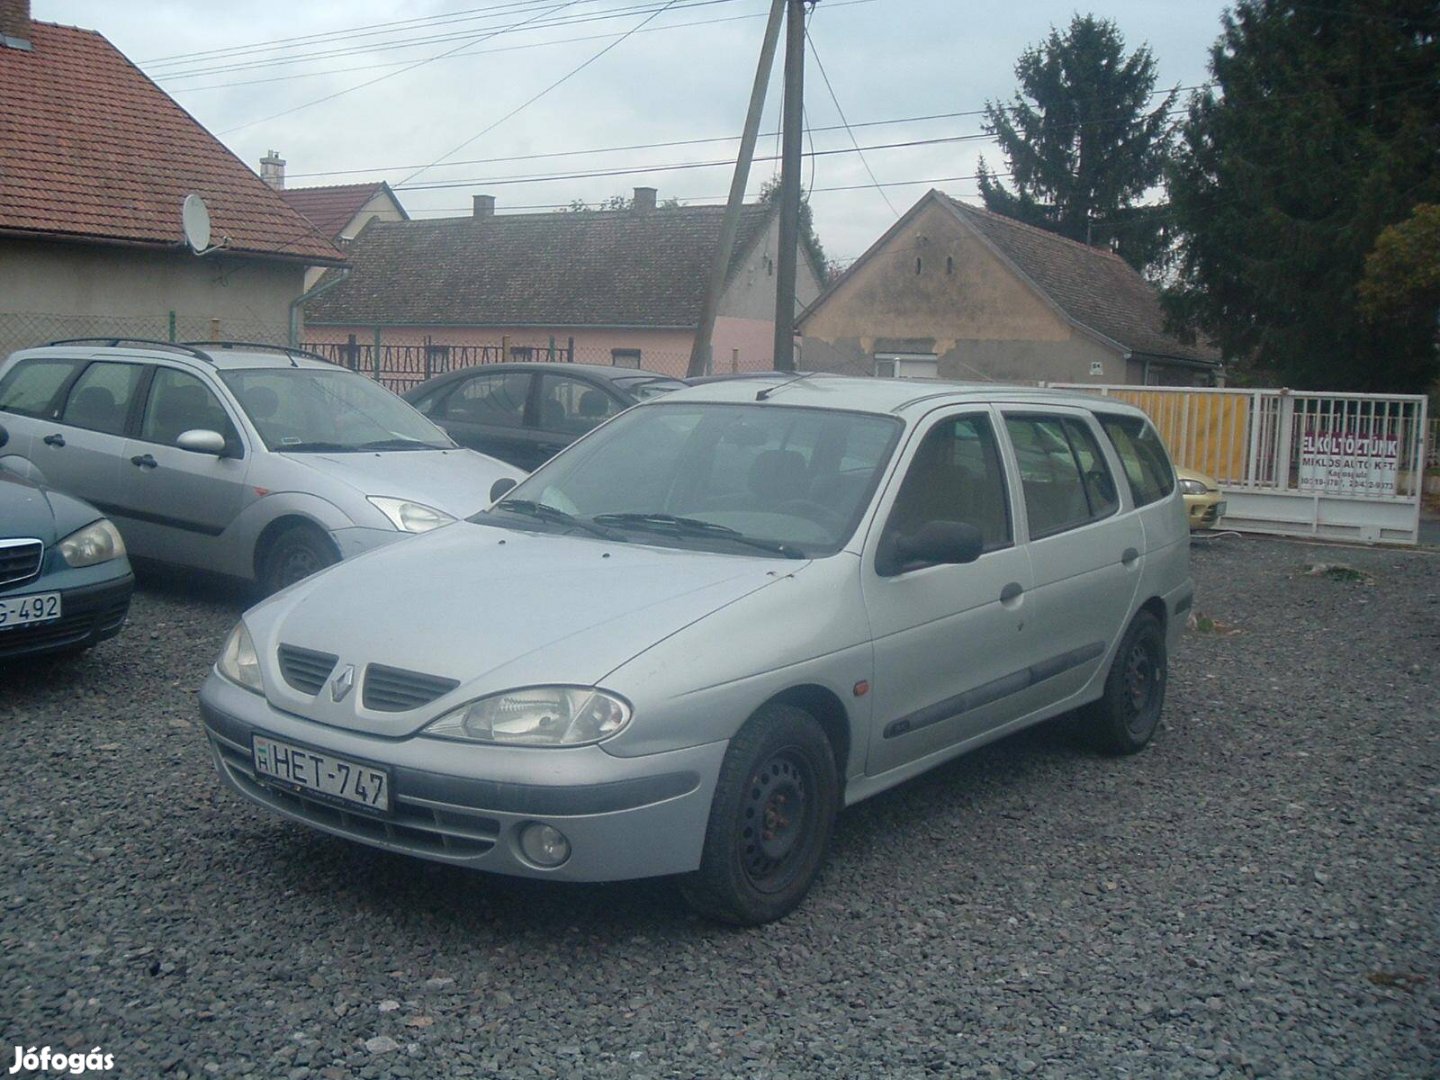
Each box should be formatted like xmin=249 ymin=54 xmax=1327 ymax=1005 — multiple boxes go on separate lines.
xmin=805 ymin=26 xmax=899 ymax=219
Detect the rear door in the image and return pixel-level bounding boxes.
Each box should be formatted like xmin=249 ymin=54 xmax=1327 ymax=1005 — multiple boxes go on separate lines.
xmin=29 ymin=359 xmax=145 ymax=514
xmin=1000 ymin=407 xmax=1143 ymax=701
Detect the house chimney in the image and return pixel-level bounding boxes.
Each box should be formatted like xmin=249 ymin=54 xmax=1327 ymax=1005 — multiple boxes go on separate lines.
xmin=0 ymin=0 xmax=33 ymax=49
xmin=260 ymin=150 xmax=286 ymax=190
xmin=473 ymin=194 xmax=496 ymax=218
xmin=632 ymin=187 xmax=657 ymax=212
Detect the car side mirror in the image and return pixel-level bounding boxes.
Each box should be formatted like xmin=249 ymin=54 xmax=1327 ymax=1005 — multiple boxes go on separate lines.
xmin=490 ymin=476 xmax=518 ymax=502
xmin=0 ymin=423 xmax=8 ymax=450
xmin=877 ymin=520 xmax=984 ymax=576
xmin=176 ymin=429 xmax=227 ymax=456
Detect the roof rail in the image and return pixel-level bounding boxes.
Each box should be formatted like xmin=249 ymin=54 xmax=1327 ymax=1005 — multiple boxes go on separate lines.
xmin=182 ymin=340 xmax=329 ymax=364
xmin=47 ymin=337 xmax=214 ymax=361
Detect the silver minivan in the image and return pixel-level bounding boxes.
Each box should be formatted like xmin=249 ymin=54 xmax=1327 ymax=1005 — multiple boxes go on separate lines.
xmin=0 ymin=340 xmax=523 ymax=593
xmin=199 ymin=375 xmax=1193 ymax=923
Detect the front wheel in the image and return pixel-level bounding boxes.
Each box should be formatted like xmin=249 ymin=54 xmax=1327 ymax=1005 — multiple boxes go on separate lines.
xmin=259 ymin=523 xmax=339 ymax=596
xmin=1083 ymin=610 xmax=1167 ymax=755
xmin=679 ymin=704 xmax=839 ymax=926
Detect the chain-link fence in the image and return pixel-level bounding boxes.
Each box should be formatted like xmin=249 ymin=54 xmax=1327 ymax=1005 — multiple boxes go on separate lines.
xmin=1 ymin=312 xmax=288 ymax=358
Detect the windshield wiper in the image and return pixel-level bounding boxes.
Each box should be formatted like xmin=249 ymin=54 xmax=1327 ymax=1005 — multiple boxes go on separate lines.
xmin=275 ymin=440 xmax=354 ymax=453
xmin=592 ymin=513 xmax=805 ymax=559
xmin=491 ymin=500 xmax=626 ymax=541
xmin=353 ymin=438 xmax=449 ymax=451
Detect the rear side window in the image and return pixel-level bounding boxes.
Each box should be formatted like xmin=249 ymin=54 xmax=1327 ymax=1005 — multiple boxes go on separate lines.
xmin=442 ymin=371 xmax=530 ymax=428
xmin=60 ymin=361 xmax=145 ymax=435
xmin=0 ymin=358 xmax=85 ymax=418
xmin=1004 ymin=414 xmax=1119 ymax=539
xmin=1099 ymin=413 xmax=1175 ymax=507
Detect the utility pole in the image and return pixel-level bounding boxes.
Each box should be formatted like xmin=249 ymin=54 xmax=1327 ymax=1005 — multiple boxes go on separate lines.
xmin=687 ymin=0 xmax=786 ymax=378
xmin=772 ymin=0 xmax=809 ymax=372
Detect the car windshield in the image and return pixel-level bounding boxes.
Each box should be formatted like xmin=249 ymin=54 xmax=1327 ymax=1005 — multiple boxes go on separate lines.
xmin=611 ymin=375 xmax=686 ymax=400
xmin=475 ymin=401 xmax=902 ymax=558
xmin=220 ymin=368 xmax=455 ymax=452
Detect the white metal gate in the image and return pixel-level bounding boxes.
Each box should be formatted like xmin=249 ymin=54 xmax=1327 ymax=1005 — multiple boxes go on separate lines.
xmin=1048 ymin=385 xmax=1428 ymax=545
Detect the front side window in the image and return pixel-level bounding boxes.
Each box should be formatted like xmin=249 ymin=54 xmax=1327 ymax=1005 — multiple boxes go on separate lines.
xmin=0 ymin=358 xmax=86 ymax=418
xmin=60 ymin=361 xmax=145 ymax=435
xmin=141 ymin=368 xmax=240 ymax=450
xmin=1099 ymin=413 xmax=1175 ymax=506
xmin=1004 ymin=414 xmax=1119 ymax=538
xmin=882 ymin=413 xmax=1012 ymax=555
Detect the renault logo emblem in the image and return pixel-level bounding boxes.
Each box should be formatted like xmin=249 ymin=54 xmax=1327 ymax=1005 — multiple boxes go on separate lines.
xmin=330 ymin=664 xmax=356 ymax=702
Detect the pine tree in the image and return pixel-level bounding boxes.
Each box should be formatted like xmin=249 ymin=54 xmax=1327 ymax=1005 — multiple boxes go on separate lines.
xmin=1165 ymin=1 xmax=1440 ymax=392
xmin=977 ymin=15 xmax=1176 ymax=275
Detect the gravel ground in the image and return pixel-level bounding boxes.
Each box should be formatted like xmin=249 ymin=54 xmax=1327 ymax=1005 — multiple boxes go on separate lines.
xmin=2 ymin=536 xmax=1436 ymax=1080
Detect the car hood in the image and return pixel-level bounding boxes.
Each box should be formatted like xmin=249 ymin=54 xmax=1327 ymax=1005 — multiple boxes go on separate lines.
xmin=246 ymin=522 xmax=804 ymax=736
xmin=0 ymin=467 xmax=101 ymax=543
xmin=281 ymin=448 xmax=522 ymax=517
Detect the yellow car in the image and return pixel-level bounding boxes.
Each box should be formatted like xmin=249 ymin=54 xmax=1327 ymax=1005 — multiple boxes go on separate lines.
xmin=1176 ymin=466 xmax=1226 ymax=530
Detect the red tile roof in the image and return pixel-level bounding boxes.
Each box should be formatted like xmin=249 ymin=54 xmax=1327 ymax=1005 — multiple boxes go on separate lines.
xmin=0 ymin=21 xmax=343 ymax=263
xmin=281 ymin=183 xmax=406 ymax=242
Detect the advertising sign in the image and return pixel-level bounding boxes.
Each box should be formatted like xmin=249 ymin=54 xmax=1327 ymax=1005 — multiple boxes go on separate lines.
xmin=1297 ymin=416 xmax=1400 ymax=495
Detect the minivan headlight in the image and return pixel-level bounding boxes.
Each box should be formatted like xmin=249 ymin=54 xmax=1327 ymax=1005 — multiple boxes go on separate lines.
xmin=424 ymin=687 xmax=632 ymax=746
xmin=368 ymin=496 xmax=455 ymax=533
xmin=58 ymin=519 xmax=126 ymax=566
xmin=216 ymin=622 xmax=264 ymax=694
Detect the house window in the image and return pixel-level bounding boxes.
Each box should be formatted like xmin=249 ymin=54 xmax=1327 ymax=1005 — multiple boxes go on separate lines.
xmin=874 ymin=353 xmax=938 ymax=380
xmin=946 ymin=256 xmax=954 ymax=275
xmin=915 ymin=257 xmax=923 ymax=275
xmin=611 ymin=348 xmax=642 ymax=368
xmin=1089 ymin=360 xmax=1104 ymax=376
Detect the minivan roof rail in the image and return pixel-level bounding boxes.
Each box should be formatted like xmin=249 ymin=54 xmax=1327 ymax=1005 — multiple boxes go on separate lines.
xmin=182 ymin=341 xmax=329 ymax=364
xmin=47 ymin=337 xmax=213 ymax=361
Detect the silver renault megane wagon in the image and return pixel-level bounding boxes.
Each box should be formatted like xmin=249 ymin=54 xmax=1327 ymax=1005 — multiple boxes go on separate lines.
xmin=199 ymin=375 xmax=1193 ymax=924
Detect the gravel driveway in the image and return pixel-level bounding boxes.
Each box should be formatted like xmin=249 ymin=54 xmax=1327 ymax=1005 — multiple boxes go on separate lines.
xmin=2 ymin=536 xmax=1436 ymax=1079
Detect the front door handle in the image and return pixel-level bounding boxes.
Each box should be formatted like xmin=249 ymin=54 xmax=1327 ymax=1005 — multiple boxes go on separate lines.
xmin=130 ymin=453 xmax=158 ymax=469
xmin=43 ymin=433 xmax=65 ymax=447
xmin=1121 ymin=546 xmax=1140 ymax=566
xmin=1000 ymin=581 xmax=1024 ymax=604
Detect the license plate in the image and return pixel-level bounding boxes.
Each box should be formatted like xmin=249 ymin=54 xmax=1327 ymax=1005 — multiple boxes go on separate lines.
xmin=252 ymin=735 xmax=390 ymax=812
xmin=0 ymin=592 xmax=61 ymax=631
xmin=1214 ymin=501 xmax=1228 ymax=517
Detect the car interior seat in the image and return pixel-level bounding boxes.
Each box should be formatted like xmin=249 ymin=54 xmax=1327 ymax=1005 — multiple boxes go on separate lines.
xmin=67 ymin=385 xmax=120 ymax=432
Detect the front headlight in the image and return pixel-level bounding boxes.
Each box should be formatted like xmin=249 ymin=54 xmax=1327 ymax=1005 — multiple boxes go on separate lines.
xmin=58 ymin=518 xmax=126 ymax=567
xmin=424 ymin=687 xmax=632 ymax=747
xmin=216 ymin=622 xmax=264 ymax=694
xmin=1178 ymin=478 xmax=1209 ymax=496
xmin=368 ymin=496 xmax=455 ymax=533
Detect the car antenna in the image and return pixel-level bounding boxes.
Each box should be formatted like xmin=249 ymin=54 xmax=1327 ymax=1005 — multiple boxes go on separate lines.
xmin=755 ymin=372 xmax=816 ymax=401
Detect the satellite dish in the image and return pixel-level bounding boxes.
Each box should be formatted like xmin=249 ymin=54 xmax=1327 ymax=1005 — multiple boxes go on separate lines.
xmin=181 ymin=194 xmax=212 ymax=254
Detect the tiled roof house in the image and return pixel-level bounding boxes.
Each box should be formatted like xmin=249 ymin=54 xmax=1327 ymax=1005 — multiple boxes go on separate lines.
xmin=303 ymin=188 xmax=826 ymax=379
xmin=799 ymin=190 xmax=1222 ymax=386
xmin=0 ymin=0 xmax=343 ymax=353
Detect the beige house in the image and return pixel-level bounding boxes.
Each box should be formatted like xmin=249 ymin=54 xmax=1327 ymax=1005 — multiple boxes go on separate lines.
xmin=303 ymin=188 xmax=825 ymax=381
xmin=0 ymin=2 xmax=343 ymax=357
xmin=800 ymin=190 xmax=1221 ymax=386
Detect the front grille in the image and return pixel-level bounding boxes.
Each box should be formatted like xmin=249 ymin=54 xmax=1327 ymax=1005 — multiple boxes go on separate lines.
xmin=278 ymin=644 xmax=338 ymax=695
xmin=209 ymin=732 xmax=499 ymax=859
xmin=363 ymin=663 xmax=459 ymax=712
xmin=0 ymin=539 xmax=43 ymax=588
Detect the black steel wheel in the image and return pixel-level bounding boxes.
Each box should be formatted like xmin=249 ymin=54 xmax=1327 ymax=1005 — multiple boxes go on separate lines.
xmin=1084 ymin=609 xmax=1167 ymax=755
xmin=680 ymin=703 xmax=839 ymax=926
xmin=259 ymin=523 xmax=339 ymax=596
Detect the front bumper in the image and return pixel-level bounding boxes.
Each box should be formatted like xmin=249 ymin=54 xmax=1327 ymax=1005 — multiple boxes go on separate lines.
xmin=198 ymin=672 xmax=728 ymax=882
xmin=0 ymin=572 xmax=133 ymax=661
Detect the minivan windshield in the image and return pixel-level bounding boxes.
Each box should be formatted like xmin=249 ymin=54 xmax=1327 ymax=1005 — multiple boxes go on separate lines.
xmin=221 ymin=368 xmax=455 ymax=452
xmin=477 ymin=401 xmax=902 ymax=558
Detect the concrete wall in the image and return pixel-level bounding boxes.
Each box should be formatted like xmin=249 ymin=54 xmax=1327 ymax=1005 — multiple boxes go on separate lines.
xmin=0 ymin=237 xmax=304 ymax=353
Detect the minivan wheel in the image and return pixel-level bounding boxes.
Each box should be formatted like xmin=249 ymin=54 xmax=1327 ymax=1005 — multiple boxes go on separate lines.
xmin=679 ymin=704 xmax=838 ymax=926
xmin=259 ymin=524 xmax=339 ymax=596
xmin=1084 ymin=610 xmax=1167 ymax=755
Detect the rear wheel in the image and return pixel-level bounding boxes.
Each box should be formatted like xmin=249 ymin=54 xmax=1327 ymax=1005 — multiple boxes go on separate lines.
xmin=1083 ymin=610 xmax=1167 ymax=755
xmin=680 ymin=704 xmax=838 ymax=926
xmin=259 ymin=523 xmax=339 ymax=596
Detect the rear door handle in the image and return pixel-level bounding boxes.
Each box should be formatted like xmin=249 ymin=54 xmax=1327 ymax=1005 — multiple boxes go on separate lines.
xmin=43 ymin=433 xmax=65 ymax=447
xmin=1000 ymin=581 xmax=1023 ymax=603
xmin=130 ymin=454 xmax=158 ymax=469
xmin=1121 ymin=547 xmax=1140 ymax=566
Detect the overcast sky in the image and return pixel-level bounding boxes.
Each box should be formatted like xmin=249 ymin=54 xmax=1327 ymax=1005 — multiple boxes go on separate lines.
xmin=40 ymin=0 xmax=1233 ymax=265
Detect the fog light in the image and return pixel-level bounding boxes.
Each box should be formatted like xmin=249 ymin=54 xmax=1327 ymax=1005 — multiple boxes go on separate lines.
xmin=519 ymin=822 xmax=571 ymax=868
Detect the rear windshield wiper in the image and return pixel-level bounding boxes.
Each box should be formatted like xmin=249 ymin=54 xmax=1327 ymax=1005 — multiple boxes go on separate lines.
xmin=491 ymin=499 xmax=626 ymax=541
xmin=592 ymin=513 xmax=805 ymax=559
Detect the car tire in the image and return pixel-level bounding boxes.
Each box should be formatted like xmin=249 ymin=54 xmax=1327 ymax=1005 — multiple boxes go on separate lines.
xmin=679 ymin=703 xmax=838 ymax=926
xmin=259 ymin=523 xmax=339 ymax=596
xmin=1083 ymin=609 xmax=1167 ymax=755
